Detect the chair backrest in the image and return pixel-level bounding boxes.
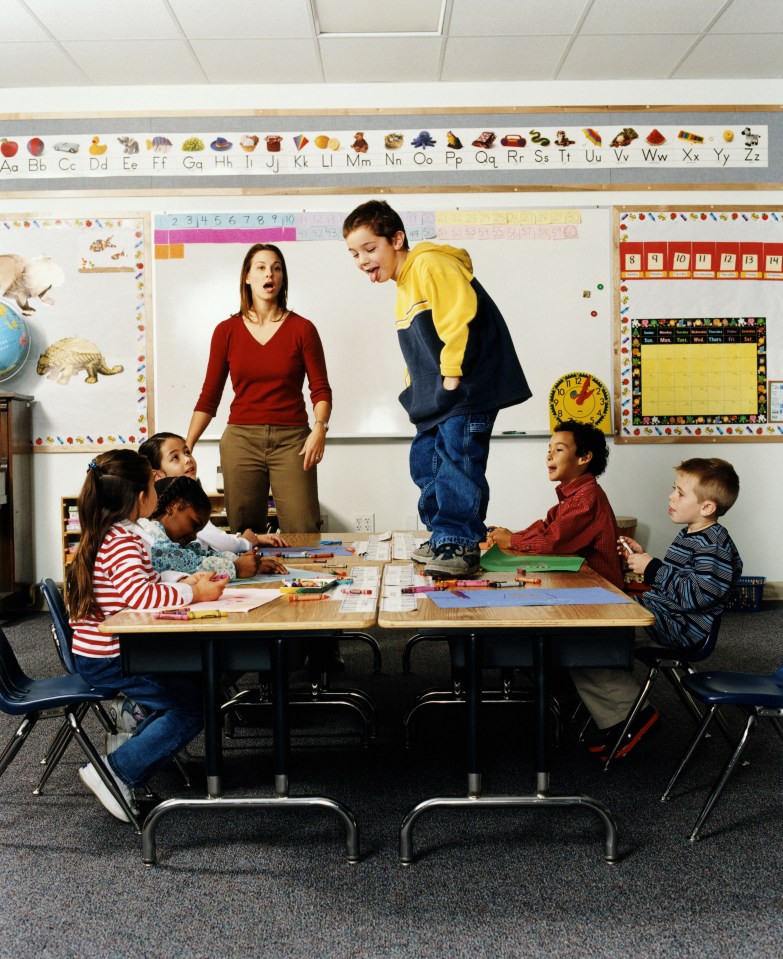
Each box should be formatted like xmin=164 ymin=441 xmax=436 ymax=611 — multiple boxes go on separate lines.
xmin=40 ymin=578 xmax=78 ymax=675
xmin=0 ymin=626 xmax=32 ymax=705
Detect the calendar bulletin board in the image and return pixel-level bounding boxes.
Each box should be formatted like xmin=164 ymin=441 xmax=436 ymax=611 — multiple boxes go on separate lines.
xmin=614 ymin=206 xmax=783 ymax=443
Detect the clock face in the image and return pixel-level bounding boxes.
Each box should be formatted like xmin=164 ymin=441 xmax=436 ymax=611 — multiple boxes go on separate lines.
xmin=549 ymin=372 xmax=611 ymax=432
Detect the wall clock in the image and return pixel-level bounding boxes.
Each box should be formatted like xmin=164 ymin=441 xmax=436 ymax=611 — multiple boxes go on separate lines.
xmin=548 ymin=371 xmax=611 ymax=433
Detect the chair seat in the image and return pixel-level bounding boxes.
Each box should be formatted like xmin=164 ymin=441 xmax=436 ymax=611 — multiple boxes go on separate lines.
xmin=636 ymin=644 xmax=707 ymax=667
xmin=684 ymin=671 xmax=783 ymax=708
xmin=1 ymin=672 xmax=104 ymax=715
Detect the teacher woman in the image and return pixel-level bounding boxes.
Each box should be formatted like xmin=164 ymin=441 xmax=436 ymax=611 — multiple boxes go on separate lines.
xmin=186 ymin=243 xmax=332 ymax=533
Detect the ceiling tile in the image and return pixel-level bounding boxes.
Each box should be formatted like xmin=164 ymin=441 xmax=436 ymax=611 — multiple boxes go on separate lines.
xmin=24 ymin=0 xmax=181 ymax=41
xmin=2 ymin=0 xmax=52 ymax=41
xmin=448 ymin=0 xmax=586 ymax=37
xmin=61 ymin=39 xmax=206 ymax=85
xmin=0 ymin=41 xmax=88 ymax=86
xmin=442 ymin=36 xmax=570 ymax=80
xmin=314 ymin=0 xmax=443 ymax=34
xmin=319 ymin=37 xmax=442 ymax=82
xmin=581 ymin=0 xmax=726 ymax=35
xmin=711 ymin=0 xmax=783 ymax=32
xmin=559 ymin=34 xmax=697 ymax=80
xmin=674 ymin=33 xmax=783 ymax=77
xmin=167 ymin=0 xmax=314 ymax=40
xmin=190 ymin=39 xmax=323 ymax=84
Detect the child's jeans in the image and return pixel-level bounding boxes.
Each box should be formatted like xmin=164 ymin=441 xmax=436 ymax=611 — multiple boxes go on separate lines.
xmin=75 ymin=655 xmax=202 ymax=788
xmin=409 ymin=410 xmax=497 ymax=549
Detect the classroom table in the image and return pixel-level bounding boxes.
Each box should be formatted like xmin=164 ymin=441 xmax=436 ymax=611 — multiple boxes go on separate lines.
xmin=99 ymin=578 xmax=377 ymax=866
xmin=378 ymin=564 xmax=655 ymax=864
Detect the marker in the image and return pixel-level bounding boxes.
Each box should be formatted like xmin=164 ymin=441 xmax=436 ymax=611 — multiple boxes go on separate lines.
xmin=489 ymin=581 xmax=524 ymax=589
xmin=437 ymin=579 xmax=492 ymax=588
xmin=343 ymin=588 xmax=373 ymax=595
xmin=620 ymin=539 xmax=634 ymax=556
xmin=515 ymin=576 xmax=542 ymax=585
xmin=501 ymin=431 xmax=526 ymax=435
xmin=288 ymin=594 xmax=331 ymax=603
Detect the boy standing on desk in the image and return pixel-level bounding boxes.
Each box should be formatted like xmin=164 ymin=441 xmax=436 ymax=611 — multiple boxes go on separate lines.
xmin=343 ymin=200 xmax=531 ymax=578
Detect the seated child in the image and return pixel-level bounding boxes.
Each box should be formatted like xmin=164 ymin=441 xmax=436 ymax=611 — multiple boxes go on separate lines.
xmin=138 ymin=432 xmax=289 ymax=553
xmin=487 ymin=420 xmax=624 ymax=589
xmin=69 ymin=449 xmax=226 ymax=822
xmin=138 ymin=476 xmax=287 ymax=580
xmin=573 ymin=457 xmax=743 ymax=760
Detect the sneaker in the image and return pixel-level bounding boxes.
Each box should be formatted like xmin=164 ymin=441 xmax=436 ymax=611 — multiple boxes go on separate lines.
xmin=424 ymin=543 xmax=481 ymax=579
xmin=78 ymin=757 xmax=138 ymax=822
xmin=104 ymin=731 xmax=133 ymax=754
xmin=410 ymin=540 xmax=434 ymax=563
xmin=590 ymin=704 xmax=661 ymax=760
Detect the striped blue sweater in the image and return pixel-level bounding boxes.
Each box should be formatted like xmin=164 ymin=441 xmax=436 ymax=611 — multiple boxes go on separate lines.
xmin=641 ymin=523 xmax=743 ymax=648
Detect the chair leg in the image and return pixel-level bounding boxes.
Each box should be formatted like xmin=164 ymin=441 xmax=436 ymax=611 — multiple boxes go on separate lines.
xmin=688 ymin=711 xmax=758 ymax=842
xmin=91 ymin=700 xmax=119 ymax=734
xmin=660 ymin=705 xmax=718 ymax=802
xmin=34 ymin=716 xmax=80 ymax=794
xmin=0 ymin=715 xmax=38 ymax=779
xmin=603 ymin=665 xmax=658 ymax=771
xmin=66 ymin=710 xmax=142 ymax=831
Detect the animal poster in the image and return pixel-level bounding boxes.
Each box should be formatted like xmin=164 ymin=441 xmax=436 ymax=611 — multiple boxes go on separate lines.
xmin=615 ymin=207 xmax=783 ymax=442
xmin=0 ymin=214 xmax=152 ymax=451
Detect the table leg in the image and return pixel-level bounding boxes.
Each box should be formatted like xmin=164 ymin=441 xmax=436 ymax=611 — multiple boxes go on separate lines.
xmin=465 ymin=631 xmax=482 ymax=798
xmin=271 ymin=635 xmax=290 ymax=798
xmin=534 ymin=632 xmax=550 ymax=796
xmin=202 ymin=634 xmax=222 ymax=799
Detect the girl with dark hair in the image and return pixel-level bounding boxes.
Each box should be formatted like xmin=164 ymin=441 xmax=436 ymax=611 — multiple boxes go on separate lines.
xmin=68 ymin=449 xmax=226 ymax=822
xmin=138 ymin=475 xmax=287 ymax=581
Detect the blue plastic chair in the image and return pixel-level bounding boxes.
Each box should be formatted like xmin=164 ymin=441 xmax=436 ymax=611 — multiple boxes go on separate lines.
xmin=38 ymin=578 xmax=118 ymax=794
xmin=660 ymin=662 xmax=783 ymax=841
xmin=0 ymin=625 xmax=140 ymax=828
xmin=602 ymin=616 xmax=728 ymax=771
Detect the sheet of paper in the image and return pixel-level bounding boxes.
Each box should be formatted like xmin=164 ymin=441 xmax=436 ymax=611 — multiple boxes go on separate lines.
xmin=256 ymin=545 xmax=353 ymax=557
xmin=380 ymin=592 xmax=418 ymax=612
xmin=348 ymin=566 xmax=382 ymax=587
xmin=156 ymin=588 xmax=280 ymax=613
xmin=383 ymin=563 xmax=416 ymax=587
xmin=392 ymin=531 xmax=416 ymax=560
xmin=338 ymin=593 xmax=377 ymax=614
xmin=428 ymin=587 xmax=631 ymax=609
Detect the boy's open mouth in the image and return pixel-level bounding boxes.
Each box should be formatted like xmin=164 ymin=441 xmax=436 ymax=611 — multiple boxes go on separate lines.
xmin=365 ymin=266 xmax=380 ymax=283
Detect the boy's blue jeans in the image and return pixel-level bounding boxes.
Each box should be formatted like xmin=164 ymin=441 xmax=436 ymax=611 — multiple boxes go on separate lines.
xmin=409 ymin=410 xmax=497 ymax=549
xmin=75 ymin=655 xmax=202 ymax=788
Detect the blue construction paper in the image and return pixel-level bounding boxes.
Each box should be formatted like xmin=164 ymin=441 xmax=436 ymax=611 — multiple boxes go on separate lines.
xmin=429 ymin=587 xmax=632 ymax=609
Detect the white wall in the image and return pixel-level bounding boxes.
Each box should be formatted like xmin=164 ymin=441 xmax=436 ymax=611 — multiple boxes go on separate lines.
xmin=4 ymin=78 xmax=783 ymax=593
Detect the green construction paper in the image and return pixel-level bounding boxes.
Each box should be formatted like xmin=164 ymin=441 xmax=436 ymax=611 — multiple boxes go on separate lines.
xmin=480 ymin=545 xmax=585 ymax=573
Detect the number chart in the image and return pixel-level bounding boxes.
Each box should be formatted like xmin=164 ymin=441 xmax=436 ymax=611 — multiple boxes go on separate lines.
xmin=615 ymin=207 xmax=783 ymax=441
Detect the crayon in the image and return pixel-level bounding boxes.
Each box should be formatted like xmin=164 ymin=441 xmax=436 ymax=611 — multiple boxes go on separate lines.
xmin=189 ymin=610 xmax=228 ymax=619
xmin=319 ymin=540 xmax=341 ymax=546
xmin=437 ymin=579 xmax=492 ymax=588
xmin=401 ymin=585 xmax=442 ymax=594
xmin=288 ymin=594 xmax=330 ymax=603
xmin=515 ymin=576 xmax=542 ymax=585
xmin=453 ymin=590 xmax=469 ymax=599
xmin=343 ymin=588 xmax=373 ymax=595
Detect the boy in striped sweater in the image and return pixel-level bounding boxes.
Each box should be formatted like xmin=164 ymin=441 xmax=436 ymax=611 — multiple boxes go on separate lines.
xmin=573 ymin=457 xmax=743 ymax=760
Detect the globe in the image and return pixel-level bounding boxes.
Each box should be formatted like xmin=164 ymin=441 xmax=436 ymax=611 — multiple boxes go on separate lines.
xmin=0 ymin=299 xmax=31 ymax=382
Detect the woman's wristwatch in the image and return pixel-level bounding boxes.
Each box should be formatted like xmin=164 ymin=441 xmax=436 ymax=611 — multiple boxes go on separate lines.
xmin=314 ymin=419 xmax=330 ymax=432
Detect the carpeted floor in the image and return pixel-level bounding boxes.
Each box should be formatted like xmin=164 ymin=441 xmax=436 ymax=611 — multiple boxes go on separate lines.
xmin=1 ymin=608 xmax=782 ymax=959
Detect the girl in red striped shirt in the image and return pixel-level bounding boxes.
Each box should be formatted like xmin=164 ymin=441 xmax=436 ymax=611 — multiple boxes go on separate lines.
xmin=68 ymin=449 xmax=225 ymax=822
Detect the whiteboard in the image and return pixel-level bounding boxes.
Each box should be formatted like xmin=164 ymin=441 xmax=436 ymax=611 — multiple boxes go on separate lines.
xmin=153 ymin=205 xmax=612 ymax=438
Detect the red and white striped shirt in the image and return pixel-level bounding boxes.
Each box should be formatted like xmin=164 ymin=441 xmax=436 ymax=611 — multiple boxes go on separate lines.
xmin=71 ymin=522 xmax=192 ymax=658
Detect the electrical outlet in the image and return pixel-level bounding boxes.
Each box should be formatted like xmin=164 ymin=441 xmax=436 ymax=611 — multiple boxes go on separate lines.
xmin=352 ymin=513 xmax=375 ymax=533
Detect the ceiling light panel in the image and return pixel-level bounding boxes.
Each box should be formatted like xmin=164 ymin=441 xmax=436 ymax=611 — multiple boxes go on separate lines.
xmin=313 ymin=0 xmax=444 ymax=35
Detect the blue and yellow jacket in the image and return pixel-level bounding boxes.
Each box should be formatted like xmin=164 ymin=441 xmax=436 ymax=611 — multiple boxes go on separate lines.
xmin=394 ymin=242 xmax=531 ymax=430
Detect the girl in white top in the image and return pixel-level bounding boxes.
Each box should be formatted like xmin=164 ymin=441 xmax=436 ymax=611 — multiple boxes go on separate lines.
xmin=138 ymin=432 xmax=289 ymax=552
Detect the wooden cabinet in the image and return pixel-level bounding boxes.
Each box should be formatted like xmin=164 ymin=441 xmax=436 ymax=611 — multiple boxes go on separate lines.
xmin=0 ymin=392 xmax=34 ymax=607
